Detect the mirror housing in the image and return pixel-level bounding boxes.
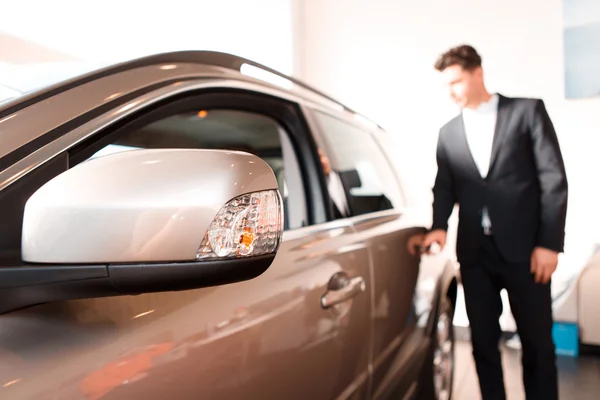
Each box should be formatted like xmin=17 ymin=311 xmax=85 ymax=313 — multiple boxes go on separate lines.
xmin=1 ymin=149 xmax=283 ymax=313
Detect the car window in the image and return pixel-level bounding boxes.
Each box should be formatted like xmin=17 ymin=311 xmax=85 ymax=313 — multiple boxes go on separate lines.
xmin=88 ymin=109 xmax=307 ymax=231
xmin=312 ymin=111 xmax=404 ymax=217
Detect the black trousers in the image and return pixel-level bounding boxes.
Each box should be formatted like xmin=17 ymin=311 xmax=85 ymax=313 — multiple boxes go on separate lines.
xmin=460 ymin=234 xmax=558 ymax=400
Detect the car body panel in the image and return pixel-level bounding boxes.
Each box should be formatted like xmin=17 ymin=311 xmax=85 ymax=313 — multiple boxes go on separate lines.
xmin=349 ymin=213 xmax=421 ymax=397
xmin=1 ymin=221 xmax=374 ymax=400
xmin=298 ymin=102 xmax=457 ymax=398
xmin=0 ymin=51 xmax=457 ymax=399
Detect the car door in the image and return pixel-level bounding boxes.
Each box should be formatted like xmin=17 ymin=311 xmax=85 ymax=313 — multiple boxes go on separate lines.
xmin=0 ymin=85 xmax=373 ymax=400
xmin=305 ymin=108 xmax=425 ymax=399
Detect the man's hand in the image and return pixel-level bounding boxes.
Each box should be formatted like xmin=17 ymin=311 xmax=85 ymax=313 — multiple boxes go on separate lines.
xmin=422 ymin=229 xmax=447 ymax=254
xmin=408 ymin=233 xmax=425 ymax=256
xmin=407 ymin=230 xmax=447 ymax=256
xmin=531 ymin=247 xmax=559 ymax=284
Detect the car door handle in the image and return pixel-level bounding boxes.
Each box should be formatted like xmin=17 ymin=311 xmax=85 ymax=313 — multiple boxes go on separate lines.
xmin=321 ymin=275 xmax=366 ymax=309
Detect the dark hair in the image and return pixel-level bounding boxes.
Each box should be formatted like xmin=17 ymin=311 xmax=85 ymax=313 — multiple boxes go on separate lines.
xmin=434 ymin=45 xmax=482 ymax=71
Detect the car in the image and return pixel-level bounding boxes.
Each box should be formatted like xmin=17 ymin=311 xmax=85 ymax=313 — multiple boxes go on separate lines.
xmin=0 ymin=51 xmax=458 ymax=400
xmin=0 ymin=61 xmax=104 ymax=104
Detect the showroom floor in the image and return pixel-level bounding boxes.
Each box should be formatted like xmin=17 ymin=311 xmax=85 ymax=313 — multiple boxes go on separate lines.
xmin=452 ymin=334 xmax=600 ymax=399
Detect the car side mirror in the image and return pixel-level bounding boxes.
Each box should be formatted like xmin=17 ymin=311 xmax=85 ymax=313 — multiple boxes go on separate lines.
xmin=1 ymin=148 xmax=283 ymax=313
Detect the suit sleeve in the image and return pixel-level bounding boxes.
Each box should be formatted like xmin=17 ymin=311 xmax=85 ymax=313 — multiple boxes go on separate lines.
xmin=530 ymin=99 xmax=568 ymax=253
xmin=431 ymin=131 xmax=456 ymax=231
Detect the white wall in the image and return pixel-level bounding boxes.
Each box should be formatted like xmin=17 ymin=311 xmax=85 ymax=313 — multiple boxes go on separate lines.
xmin=2 ymin=0 xmax=295 ymax=74
xmin=295 ymin=0 xmax=600 ymax=265
xmin=0 ymin=33 xmax=80 ymax=63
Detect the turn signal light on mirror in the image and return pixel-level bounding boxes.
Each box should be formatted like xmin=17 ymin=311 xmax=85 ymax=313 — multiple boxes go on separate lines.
xmin=196 ymin=190 xmax=283 ymax=260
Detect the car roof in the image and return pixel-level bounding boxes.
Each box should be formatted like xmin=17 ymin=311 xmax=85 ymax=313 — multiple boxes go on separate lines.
xmin=0 ymin=51 xmax=380 ymax=127
xmin=0 ymin=51 xmax=386 ymax=173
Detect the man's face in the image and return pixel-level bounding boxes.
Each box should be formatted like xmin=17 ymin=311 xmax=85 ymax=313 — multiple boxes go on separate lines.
xmin=440 ymin=65 xmax=482 ymax=108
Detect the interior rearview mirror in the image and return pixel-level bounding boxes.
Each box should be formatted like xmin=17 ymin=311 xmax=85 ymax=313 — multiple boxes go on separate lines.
xmin=1 ymin=148 xmax=283 ymax=313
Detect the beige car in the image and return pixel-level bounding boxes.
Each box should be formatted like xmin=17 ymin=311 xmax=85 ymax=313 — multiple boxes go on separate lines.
xmin=0 ymin=51 xmax=458 ymax=400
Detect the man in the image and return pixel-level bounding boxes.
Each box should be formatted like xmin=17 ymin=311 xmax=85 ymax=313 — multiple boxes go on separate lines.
xmin=410 ymin=45 xmax=568 ymax=399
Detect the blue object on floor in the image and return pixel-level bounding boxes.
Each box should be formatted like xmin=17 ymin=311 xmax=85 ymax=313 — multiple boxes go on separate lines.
xmin=552 ymin=321 xmax=579 ymax=357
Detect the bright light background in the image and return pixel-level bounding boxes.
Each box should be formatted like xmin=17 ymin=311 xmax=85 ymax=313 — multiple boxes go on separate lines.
xmin=2 ymin=1 xmax=294 ymax=72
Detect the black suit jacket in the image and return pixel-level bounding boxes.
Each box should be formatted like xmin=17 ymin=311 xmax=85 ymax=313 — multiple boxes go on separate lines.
xmin=432 ymin=94 xmax=568 ymax=265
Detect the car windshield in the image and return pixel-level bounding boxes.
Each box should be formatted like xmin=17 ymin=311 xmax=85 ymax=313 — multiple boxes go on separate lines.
xmin=0 ymin=61 xmax=106 ymax=105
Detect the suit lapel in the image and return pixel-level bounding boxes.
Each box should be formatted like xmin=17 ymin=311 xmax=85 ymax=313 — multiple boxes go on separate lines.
xmin=487 ymin=94 xmax=512 ymax=175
